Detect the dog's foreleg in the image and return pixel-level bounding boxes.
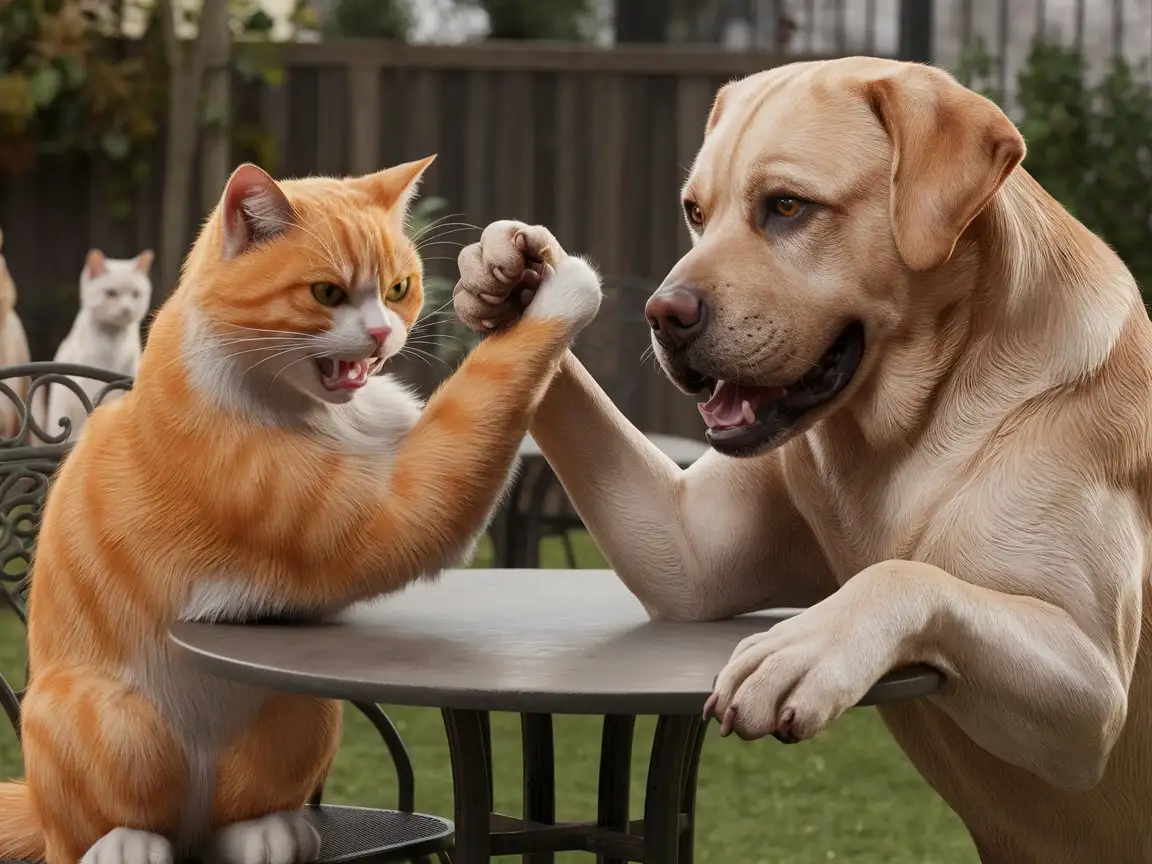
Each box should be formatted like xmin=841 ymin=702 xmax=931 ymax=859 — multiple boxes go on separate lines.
xmin=708 ymin=555 xmax=1137 ymax=792
xmin=528 ymin=352 xmax=834 ymax=620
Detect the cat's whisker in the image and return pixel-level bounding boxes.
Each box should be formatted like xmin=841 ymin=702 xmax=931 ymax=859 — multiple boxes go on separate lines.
xmin=413 ymin=223 xmax=481 ymax=245
xmin=268 ymin=348 xmax=332 ymax=391
xmin=400 ymin=345 xmax=453 ymax=373
xmin=207 ymin=319 xmax=316 ymax=337
xmin=409 ymin=215 xmax=479 ymax=243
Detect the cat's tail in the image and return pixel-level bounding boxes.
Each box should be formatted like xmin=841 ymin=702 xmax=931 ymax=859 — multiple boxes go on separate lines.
xmin=0 ymin=780 xmax=45 ymax=859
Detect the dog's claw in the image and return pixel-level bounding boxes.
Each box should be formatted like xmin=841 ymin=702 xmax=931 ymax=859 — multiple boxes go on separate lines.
xmin=702 ymin=692 xmax=719 ymax=721
xmin=493 ymin=266 xmax=512 ymax=285
xmin=772 ymin=707 xmax=800 ymax=743
xmin=720 ymin=705 xmax=737 ymax=737
xmin=479 ymin=293 xmax=504 ymax=305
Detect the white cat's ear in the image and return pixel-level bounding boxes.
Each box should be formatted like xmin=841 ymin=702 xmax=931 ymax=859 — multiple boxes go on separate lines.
xmin=134 ymin=249 xmax=155 ymax=274
xmin=84 ymin=249 xmax=107 ymax=279
xmin=358 ymin=155 xmax=437 ymax=227
xmin=220 ymin=164 xmax=296 ymax=260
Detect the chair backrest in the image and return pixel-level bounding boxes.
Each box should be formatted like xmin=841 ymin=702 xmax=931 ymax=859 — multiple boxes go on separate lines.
xmin=0 ymin=362 xmax=134 ymax=739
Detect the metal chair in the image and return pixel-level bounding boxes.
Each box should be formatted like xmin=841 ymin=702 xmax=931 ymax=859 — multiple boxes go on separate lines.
xmin=0 ymin=362 xmax=454 ymax=864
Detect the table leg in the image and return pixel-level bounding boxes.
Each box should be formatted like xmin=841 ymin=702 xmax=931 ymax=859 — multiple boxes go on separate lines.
xmin=443 ymin=709 xmax=494 ymax=863
xmin=520 ymin=713 xmax=555 ymax=864
xmin=642 ymin=715 xmax=704 ymax=864
xmin=677 ymin=721 xmax=709 ymax=863
xmin=595 ymin=715 xmax=636 ymax=864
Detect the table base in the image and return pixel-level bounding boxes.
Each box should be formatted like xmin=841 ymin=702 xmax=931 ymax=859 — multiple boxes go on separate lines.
xmin=441 ymin=709 xmax=708 ymax=863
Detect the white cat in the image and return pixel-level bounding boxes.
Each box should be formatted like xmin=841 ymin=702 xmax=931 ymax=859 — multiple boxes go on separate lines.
xmin=36 ymin=248 xmax=153 ymax=442
xmin=0 ymin=228 xmax=31 ymax=440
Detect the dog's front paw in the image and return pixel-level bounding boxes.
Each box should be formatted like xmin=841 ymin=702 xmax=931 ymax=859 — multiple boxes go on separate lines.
xmin=705 ymin=610 xmax=889 ymax=743
xmin=206 ymin=811 xmax=321 ymax=864
xmin=81 ymin=828 xmax=173 ymax=864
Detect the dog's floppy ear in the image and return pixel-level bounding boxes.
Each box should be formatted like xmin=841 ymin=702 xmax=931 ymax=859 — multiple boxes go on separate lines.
xmin=866 ymin=65 xmax=1025 ymax=272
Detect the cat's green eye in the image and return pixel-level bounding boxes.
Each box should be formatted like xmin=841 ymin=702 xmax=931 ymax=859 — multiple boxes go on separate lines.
xmin=385 ymin=276 xmax=411 ymax=302
xmin=311 ymin=282 xmax=346 ymax=307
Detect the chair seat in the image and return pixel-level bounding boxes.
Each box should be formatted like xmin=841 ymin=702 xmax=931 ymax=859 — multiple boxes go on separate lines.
xmin=0 ymin=805 xmax=454 ymax=864
xmin=305 ymin=804 xmax=454 ymax=863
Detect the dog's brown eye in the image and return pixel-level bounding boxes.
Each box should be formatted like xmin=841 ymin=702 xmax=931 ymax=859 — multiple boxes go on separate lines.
xmin=685 ymin=203 xmax=704 ymax=226
xmin=774 ymin=198 xmax=803 ymax=218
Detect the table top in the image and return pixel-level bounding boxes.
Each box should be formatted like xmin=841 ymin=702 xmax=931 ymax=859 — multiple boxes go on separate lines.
xmin=518 ymin=433 xmax=708 ymax=468
xmin=170 ymin=570 xmax=942 ymax=715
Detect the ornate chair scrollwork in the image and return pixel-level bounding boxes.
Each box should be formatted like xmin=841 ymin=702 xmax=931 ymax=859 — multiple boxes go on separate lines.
xmin=0 ymin=363 xmax=453 ymax=864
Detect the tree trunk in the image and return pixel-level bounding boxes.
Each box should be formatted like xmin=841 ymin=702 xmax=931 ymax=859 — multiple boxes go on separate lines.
xmin=155 ymin=0 xmax=230 ymax=301
xmin=198 ymin=0 xmax=233 ymax=218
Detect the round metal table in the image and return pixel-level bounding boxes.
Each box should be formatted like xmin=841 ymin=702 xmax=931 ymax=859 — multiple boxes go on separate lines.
xmin=496 ymin=434 xmax=709 ymax=569
xmin=170 ymin=570 xmax=942 ymax=864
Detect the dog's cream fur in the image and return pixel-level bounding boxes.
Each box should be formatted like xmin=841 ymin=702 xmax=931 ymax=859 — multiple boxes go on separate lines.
xmin=455 ymin=57 xmax=1152 ymax=862
xmin=0 ymin=229 xmax=31 ymax=439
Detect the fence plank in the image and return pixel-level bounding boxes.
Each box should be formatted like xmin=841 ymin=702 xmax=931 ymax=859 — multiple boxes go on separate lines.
xmin=348 ymin=64 xmax=382 ymax=176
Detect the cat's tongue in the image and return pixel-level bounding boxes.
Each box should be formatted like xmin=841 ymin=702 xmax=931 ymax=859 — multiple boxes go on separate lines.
xmin=698 ymin=380 xmax=786 ymax=429
xmin=321 ymin=358 xmax=372 ymax=391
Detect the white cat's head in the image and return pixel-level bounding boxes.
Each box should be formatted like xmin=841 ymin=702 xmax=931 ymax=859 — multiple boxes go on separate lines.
xmin=81 ymin=249 xmax=153 ymax=329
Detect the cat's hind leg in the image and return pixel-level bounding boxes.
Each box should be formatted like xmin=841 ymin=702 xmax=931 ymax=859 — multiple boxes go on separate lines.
xmin=80 ymin=828 xmax=173 ymax=864
xmin=204 ymin=812 xmax=321 ymax=864
xmin=20 ymin=666 xmax=187 ymax=864
xmin=205 ymin=694 xmax=339 ymax=864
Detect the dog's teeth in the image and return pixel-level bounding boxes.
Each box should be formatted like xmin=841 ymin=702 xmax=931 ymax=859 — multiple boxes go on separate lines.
xmin=741 ymin=400 xmax=755 ymax=425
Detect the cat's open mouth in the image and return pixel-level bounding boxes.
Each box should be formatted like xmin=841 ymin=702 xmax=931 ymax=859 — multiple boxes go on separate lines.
xmin=316 ymin=357 xmax=385 ymax=391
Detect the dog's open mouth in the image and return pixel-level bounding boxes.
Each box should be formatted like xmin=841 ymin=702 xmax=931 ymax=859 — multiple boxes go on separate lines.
xmin=316 ymin=357 xmax=385 ymax=391
xmin=695 ymin=321 xmax=865 ymax=455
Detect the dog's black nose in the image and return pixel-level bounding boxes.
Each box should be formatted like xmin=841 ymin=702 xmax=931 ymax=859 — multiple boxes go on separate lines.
xmin=645 ymin=285 xmax=705 ymax=349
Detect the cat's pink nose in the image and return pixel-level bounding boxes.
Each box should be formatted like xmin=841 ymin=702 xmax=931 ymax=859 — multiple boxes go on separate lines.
xmin=368 ymin=325 xmax=391 ymax=350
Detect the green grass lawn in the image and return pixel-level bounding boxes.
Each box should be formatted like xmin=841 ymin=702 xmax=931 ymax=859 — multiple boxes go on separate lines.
xmin=0 ymin=533 xmax=977 ymax=862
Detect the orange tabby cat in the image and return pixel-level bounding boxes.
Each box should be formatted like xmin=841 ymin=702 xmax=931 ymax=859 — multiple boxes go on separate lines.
xmin=0 ymin=159 xmax=601 ymax=864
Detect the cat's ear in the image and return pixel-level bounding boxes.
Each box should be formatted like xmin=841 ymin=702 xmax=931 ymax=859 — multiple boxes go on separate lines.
xmin=220 ymin=163 xmax=297 ymax=260
xmin=134 ymin=249 xmax=155 ymax=274
xmin=358 ymin=155 xmax=437 ymax=226
xmin=84 ymin=249 xmax=107 ymax=279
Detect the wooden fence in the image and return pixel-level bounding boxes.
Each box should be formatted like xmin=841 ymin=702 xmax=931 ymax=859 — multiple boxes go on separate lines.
xmin=0 ymin=39 xmax=827 ymax=436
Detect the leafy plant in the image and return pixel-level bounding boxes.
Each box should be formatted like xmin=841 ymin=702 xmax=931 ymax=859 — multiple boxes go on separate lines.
xmin=406 ymin=195 xmax=480 ymax=366
xmin=959 ymin=36 xmax=1152 ymax=302
xmin=474 ymin=0 xmax=593 ymax=40
xmin=0 ymin=0 xmax=165 ymax=177
xmin=321 ymin=0 xmax=410 ymax=40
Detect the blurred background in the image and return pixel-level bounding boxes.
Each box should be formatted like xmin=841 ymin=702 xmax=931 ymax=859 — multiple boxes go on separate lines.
xmin=3 ymin=3 xmax=1151 ymax=861
xmin=3 ymin=0 xmax=1151 ymax=438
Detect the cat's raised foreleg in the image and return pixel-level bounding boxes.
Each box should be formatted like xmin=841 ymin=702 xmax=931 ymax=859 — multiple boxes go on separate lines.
xmin=302 ymin=223 xmax=601 ymax=604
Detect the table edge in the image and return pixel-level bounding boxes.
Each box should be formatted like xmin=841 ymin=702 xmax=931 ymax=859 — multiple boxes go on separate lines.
xmin=168 ymin=630 xmax=943 ymax=716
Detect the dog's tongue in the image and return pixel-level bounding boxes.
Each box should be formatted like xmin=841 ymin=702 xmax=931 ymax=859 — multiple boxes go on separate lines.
xmin=698 ymin=380 xmax=786 ymax=429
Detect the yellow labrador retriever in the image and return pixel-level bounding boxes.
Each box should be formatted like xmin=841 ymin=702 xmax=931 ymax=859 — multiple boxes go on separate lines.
xmin=455 ymin=57 xmax=1152 ymax=862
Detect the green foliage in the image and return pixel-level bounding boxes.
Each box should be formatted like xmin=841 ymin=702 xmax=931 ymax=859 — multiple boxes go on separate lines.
xmin=321 ymin=0 xmax=410 ymax=40
xmin=471 ymin=0 xmax=592 ymax=41
xmin=0 ymin=0 xmax=165 ymax=175
xmin=960 ymin=36 xmax=1152 ymax=300
xmin=0 ymin=0 xmax=286 ymax=217
xmin=406 ymin=195 xmax=480 ymax=364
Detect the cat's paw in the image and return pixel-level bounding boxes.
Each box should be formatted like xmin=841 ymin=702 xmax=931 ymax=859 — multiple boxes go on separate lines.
xmin=454 ymin=221 xmax=601 ymax=335
xmin=81 ymin=827 xmax=173 ymax=864
xmin=206 ymin=811 xmax=321 ymax=864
